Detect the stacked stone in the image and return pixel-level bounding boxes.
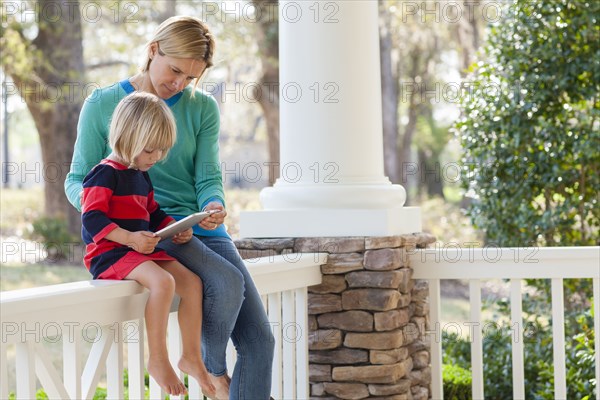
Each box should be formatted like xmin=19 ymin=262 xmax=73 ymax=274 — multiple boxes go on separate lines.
xmin=234 ymin=233 xmax=435 ymax=400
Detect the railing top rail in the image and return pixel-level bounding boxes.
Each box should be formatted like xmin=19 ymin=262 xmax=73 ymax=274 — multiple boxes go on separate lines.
xmin=0 ymin=279 xmax=139 ymax=300
xmin=410 ymin=246 xmax=600 ymax=279
xmin=246 ymin=253 xmax=327 ymax=295
xmin=0 ymin=253 xmax=327 ymax=322
xmin=244 ymin=252 xmax=328 ymax=275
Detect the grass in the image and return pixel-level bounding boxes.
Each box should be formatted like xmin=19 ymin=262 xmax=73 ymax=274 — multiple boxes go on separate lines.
xmin=0 ymin=263 xmax=90 ymax=291
xmin=0 ymin=187 xmax=44 ymax=236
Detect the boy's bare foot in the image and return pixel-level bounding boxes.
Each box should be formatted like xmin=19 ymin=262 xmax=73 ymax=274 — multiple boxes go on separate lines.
xmin=178 ymin=355 xmax=220 ymax=398
xmin=147 ymin=357 xmax=187 ymax=396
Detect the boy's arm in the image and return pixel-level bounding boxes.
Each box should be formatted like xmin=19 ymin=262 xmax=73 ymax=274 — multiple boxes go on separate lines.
xmin=104 ymin=228 xmax=159 ymax=255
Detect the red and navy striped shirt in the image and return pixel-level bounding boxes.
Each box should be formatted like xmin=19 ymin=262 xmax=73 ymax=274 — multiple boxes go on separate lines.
xmin=81 ymin=159 xmax=174 ymax=278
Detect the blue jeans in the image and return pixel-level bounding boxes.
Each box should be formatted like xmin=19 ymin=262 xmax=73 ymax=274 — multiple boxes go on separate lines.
xmin=158 ymin=236 xmax=274 ymax=400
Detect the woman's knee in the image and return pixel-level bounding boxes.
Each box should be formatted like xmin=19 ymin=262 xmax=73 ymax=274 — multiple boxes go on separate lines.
xmin=205 ymin=263 xmax=245 ymax=301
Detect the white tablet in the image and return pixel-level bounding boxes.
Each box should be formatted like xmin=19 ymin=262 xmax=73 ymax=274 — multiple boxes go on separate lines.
xmin=155 ymin=211 xmax=217 ymax=240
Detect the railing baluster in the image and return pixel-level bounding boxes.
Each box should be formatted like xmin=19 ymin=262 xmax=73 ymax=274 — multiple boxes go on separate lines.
xmin=295 ymin=287 xmax=309 ymax=399
xmin=594 ymin=278 xmax=599 ymax=400
xmin=148 ymin=372 xmax=163 ymax=399
xmin=268 ymin=292 xmax=283 ymax=399
xmin=1 ymin=254 xmax=326 ymax=399
xmin=510 ymin=279 xmax=525 ymax=400
xmin=188 ymin=370 xmax=201 ymax=399
xmin=226 ymin=339 xmax=237 ymax=376
xmin=469 ymin=279 xmax=484 ymax=399
xmin=34 ymin=343 xmax=70 ymax=399
xmin=0 ymin=344 xmax=8 ymax=399
xmin=167 ymin=313 xmax=183 ymax=400
xmin=551 ymin=278 xmax=567 ymax=399
xmin=82 ymin=326 xmax=113 ymax=400
xmin=428 ymin=279 xmax=443 ymax=400
xmin=282 ymin=289 xmax=296 ymax=398
xmin=106 ymin=322 xmax=124 ymax=400
xmin=15 ymin=342 xmax=35 ymax=400
xmin=63 ymin=327 xmax=81 ymax=400
xmin=127 ymin=319 xmax=146 ymax=400
xmin=261 ymin=294 xmax=268 ymax=309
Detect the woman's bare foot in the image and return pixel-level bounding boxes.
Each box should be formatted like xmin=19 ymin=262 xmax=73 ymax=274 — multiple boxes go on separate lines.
xmin=147 ymin=356 xmax=187 ymax=396
xmin=204 ymin=371 xmax=230 ymax=399
xmin=178 ymin=355 xmax=218 ymax=398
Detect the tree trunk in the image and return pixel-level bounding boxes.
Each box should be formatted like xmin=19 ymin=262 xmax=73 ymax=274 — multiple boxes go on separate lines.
xmin=398 ymin=44 xmax=425 ymax=204
xmin=379 ymin=0 xmax=401 ymax=184
xmin=12 ymin=0 xmax=85 ymax=236
xmin=400 ymin=91 xmax=418 ymax=204
xmin=418 ymin=148 xmax=445 ymax=198
xmin=251 ymin=0 xmax=280 ymax=185
xmin=455 ymin=0 xmax=481 ymax=74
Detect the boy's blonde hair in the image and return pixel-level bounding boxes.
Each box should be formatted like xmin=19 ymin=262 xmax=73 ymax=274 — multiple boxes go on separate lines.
xmin=109 ymin=92 xmax=177 ymax=167
xmin=142 ymin=16 xmax=215 ymax=91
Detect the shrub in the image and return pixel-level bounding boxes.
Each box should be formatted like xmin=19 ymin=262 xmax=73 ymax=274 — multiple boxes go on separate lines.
xmin=454 ymin=0 xmax=600 ymax=246
xmin=29 ymin=215 xmax=78 ymax=261
xmin=443 ymin=363 xmax=472 ymax=400
xmin=442 ymin=301 xmax=596 ymax=399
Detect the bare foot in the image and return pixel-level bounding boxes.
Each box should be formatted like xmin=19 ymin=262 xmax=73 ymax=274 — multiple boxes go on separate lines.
xmin=204 ymin=371 xmax=230 ymax=400
xmin=178 ymin=355 xmax=219 ymax=398
xmin=147 ymin=356 xmax=187 ymax=396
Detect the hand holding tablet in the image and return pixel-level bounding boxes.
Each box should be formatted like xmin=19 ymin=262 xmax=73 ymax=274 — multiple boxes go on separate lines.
xmin=155 ymin=210 xmax=219 ymax=240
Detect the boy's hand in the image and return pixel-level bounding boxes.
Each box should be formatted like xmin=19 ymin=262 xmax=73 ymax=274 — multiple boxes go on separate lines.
xmin=172 ymin=228 xmax=193 ymax=244
xmin=127 ymin=231 xmax=160 ymax=254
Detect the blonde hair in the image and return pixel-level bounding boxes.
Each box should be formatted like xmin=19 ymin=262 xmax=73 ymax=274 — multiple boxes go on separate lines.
xmin=142 ymin=16 xmax=215 ymax=91
xmin=109 ymin=92 xmax=177 ymax=167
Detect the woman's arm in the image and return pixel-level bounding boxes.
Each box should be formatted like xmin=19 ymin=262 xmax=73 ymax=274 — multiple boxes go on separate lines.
xmin=193 ymin=95 xmax=226 ymax=211
xmin=64 ymin=89 xmax=111 ymax=211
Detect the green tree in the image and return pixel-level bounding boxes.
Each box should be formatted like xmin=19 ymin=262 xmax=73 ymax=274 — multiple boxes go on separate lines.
xmin=250 ymin=0 xmax=279 ymax=185
xmin=1 ymin=0 xmax=85 ymax=235
xmin=455 ymin=0 xmax=599 ymax=246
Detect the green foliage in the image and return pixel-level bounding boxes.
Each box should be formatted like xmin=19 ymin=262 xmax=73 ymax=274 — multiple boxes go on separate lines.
xmin=8 ymin=369 xmax=150 ymax=400
xmin=454 ymin=0 xmax=600 ymax=246
xmin=443 ymin=363 xmax=472 ymax=400
xmin=443 ymin=278 xmax=597 ymax=399
xmin=29 ymin=216 xmax=78 ymax=261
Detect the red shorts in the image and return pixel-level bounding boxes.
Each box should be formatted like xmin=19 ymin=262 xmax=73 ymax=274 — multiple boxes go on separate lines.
xmin=97 ymin=250 xmax=175 ymax=280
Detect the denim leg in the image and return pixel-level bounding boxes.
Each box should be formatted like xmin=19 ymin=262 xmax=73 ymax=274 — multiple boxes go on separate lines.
xmin=157 ymin=236 xmax=245 ymax=376
xmin=200 ymin=237 xmax=275 ymax=400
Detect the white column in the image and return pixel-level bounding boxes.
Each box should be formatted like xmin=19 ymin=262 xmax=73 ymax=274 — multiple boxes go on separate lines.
xmin=241 ymin=0 xmax=420 ymax=237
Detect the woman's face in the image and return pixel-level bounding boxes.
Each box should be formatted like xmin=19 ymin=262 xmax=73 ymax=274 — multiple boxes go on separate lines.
xmin=147 ymin=43 xmax=207 ymax=99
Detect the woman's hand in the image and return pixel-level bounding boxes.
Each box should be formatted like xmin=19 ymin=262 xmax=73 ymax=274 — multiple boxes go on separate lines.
xmin=172 ymin=227 xmax=193 ymax=244
xmin=127 ymin=231 xmax=160 ymax=254
xmin=199 ymin=201 xmax=227 ymax=230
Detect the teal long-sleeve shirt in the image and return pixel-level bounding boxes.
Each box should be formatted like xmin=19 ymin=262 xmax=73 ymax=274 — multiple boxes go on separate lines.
xmin=65 ymin=79 xmax=228 ymax=237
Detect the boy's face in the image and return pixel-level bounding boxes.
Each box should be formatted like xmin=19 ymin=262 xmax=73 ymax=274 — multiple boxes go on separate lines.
xmin=134 ymin=148 xmax=163 ymax=171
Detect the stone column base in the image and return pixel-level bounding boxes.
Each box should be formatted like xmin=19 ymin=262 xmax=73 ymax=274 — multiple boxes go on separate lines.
xmin=235 ymin=233 xmax=436 ymax=400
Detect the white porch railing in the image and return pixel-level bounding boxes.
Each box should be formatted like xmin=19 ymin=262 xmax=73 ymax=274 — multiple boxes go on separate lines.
xmin=410 ymin=246 xmax=600 ymax=400
xmin=0 ymin=253 xmax=326 ymax=400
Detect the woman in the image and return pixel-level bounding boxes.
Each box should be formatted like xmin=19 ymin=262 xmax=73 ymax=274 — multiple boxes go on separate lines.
xmin=65 ymin=16 xmax=274 ymax=400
